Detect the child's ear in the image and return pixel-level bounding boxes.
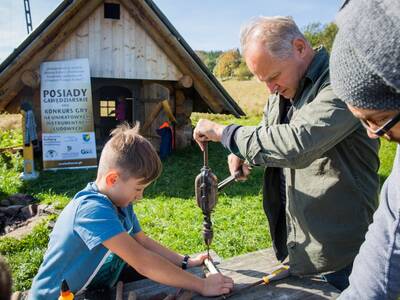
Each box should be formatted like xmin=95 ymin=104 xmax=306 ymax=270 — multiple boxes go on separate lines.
xmin=105 ymin=171 xmax=119 ymax=187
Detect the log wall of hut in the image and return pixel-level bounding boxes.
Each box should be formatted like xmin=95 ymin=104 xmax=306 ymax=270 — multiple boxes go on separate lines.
xmin=48 ymin=1 xmax=182 ymax=81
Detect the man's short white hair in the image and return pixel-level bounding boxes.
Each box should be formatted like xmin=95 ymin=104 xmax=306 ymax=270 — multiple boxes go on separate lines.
xmin=240 ymin=16 xmax=307 ymax=59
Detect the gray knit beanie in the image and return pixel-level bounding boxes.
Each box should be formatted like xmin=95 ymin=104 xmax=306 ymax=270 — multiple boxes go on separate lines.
xmin=330 ymin=0 xmax=400 ymax=110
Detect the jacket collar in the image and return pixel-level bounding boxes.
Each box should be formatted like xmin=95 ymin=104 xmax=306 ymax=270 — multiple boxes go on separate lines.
xmin=292 ymin=46 xmax=329 ymax=102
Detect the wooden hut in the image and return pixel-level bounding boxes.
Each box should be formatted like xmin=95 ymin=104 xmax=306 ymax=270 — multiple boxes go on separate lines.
xmin=0 ymin=0 xmax=244 ymax=150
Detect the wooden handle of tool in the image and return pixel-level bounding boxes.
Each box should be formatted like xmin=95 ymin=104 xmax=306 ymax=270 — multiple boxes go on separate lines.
xmin=263 ymin=265 xmax=290 ymax=284
xmin=204 ymin=258 xmax=219 ymax=274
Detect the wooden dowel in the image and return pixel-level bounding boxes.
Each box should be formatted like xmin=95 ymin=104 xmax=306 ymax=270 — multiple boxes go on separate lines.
xmin=204 ymin=258 xmax=219 ymax=274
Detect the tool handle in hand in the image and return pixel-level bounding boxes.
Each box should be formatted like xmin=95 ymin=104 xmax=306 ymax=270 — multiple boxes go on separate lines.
xmin=204 ymin=258 xmax=219 ymax=274
xmin=217 ymin=170 xmax=244 ymax=191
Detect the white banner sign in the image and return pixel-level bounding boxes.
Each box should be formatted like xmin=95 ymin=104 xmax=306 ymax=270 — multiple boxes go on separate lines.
xmin=40 ymin=58 xmax=97 ymax=170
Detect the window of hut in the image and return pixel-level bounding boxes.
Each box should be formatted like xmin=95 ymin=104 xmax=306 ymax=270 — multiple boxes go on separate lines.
xmin=104 ymin=3 xmax=120 ymax=20
xmin=100 ymin=100 xmax=116 ymax=117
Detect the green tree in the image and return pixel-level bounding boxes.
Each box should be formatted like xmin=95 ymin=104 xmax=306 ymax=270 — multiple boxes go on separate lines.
xmin=303 ymin=22 xmax=338 ymax=52
xmin=195 ymin=50 xmax=223 ymax=73
xmin=213 ymin=49 xmax=241 ymax=79
xmin=234 ymin=60 xmax=253 ymax=80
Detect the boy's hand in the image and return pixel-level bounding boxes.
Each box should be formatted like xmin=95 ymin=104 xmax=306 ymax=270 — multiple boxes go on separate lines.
xmin=188 ymin=253 xmax=209 ymax=268
xmin=201 ymin=273 xmax=234 ymax=296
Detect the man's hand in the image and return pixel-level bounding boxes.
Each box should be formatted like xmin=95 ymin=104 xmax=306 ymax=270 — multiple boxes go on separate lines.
xmin=188 ymin=253 xmax=209 ymax=268
xmin=228 ymin=154 xmax=251 ymax=181
xmin=201 ymin=273 xmax=234 ymax=296
xmin=193 ymin=119 xmax=226 ymax=151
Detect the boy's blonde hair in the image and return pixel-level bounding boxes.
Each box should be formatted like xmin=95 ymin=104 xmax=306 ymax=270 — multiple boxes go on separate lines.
xmin=98 ymin=123 xmax=162 ymax=184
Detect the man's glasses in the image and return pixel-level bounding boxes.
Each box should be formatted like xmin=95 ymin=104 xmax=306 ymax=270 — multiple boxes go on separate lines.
xmin=360 ymin=111 xmax=400 ymax=137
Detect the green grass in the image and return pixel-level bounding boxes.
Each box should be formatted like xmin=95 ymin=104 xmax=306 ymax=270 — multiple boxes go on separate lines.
xmin=0 ymin=118 xmax=397 ymax=291
xmin=378 ymin=139 xmax=397 ymax=182
xmin=0 ymin=221 xmax=52 ymax=290
xmin=0 ymin=129 xmax=23 ymax=149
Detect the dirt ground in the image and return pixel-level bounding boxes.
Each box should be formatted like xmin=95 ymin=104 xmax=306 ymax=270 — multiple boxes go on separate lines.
xmin=0 ymin=114 xmax=21 ymax=130
xmin=220 ymin=78 xmax=268 ymax=115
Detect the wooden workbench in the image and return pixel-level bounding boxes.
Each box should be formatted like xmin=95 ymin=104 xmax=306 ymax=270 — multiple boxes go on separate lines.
xmin=111 ymin=248 xmax=340 ymax=300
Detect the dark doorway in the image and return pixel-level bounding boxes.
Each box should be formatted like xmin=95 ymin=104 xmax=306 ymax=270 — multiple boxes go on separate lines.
xmin=93 ymin=86 xmax=132 ymax=145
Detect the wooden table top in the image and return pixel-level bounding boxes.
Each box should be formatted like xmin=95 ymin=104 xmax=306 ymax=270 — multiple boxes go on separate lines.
xmin=109 ymin=248 xmax=340 ymax=300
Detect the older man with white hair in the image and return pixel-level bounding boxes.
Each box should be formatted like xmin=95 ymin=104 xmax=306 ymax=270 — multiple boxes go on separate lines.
xmin=193 ymin=16 xmax=380 ymax=290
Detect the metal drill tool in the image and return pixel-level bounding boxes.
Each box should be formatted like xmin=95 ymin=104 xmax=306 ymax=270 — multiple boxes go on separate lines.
xmin=195 ymin=142 xmax=218 ymax=258
xmin=195 ymin=142 xmax=245 ymax=259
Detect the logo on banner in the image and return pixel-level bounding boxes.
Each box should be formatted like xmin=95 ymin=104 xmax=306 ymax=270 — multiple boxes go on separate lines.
xmin=46 ymin=149 xmax=58 ymax=159
xmin=81 ymin=149 xmax=93 ymax=155
xmin=82 ymin=134 xmax=91 ymax=142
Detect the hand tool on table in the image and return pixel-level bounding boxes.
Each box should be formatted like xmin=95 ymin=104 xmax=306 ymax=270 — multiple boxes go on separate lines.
xmin=220 ymin=265 xmax=290 ymax=299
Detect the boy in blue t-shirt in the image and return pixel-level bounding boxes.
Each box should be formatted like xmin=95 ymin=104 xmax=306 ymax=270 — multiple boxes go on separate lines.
xmin=30 ymin=124 xmax=233 ymax=299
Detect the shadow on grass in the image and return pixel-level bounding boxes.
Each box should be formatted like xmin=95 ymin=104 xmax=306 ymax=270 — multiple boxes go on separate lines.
xmin=21 ymin=168 xmax=97 ymax=199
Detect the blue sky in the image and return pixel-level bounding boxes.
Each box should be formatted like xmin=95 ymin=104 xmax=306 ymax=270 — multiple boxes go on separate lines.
xmin=0 ymin=0 xmax=342 ymax=63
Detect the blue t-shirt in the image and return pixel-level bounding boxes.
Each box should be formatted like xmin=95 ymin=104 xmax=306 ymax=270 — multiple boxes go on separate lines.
xmin=29 ymin=182 xmax=141 ymax=300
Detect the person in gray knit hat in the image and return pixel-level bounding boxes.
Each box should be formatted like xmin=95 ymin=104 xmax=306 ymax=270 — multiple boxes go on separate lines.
xmin=330 ymin=0 xmax=400 ymax=299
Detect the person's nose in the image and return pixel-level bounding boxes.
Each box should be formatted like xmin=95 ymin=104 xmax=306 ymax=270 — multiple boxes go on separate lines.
xmin=266 ymin=81 xmax=278 ymax=93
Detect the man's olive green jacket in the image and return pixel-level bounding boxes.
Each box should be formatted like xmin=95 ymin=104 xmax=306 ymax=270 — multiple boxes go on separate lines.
xmin=222 ymin=48 xmax=380 ymax=275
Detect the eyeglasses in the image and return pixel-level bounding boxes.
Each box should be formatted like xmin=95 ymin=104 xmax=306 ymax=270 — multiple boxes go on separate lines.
xmin=360 ymin=111 xmax=400 ymax=137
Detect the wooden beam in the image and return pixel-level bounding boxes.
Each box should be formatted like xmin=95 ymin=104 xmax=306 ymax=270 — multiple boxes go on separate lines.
xmin=176 ymin=74 xmax=193 ymax=89
xmin=21 ymin=70 xmax=40 ymax=88
xmin=0 ymin=0 xmax=103 ymax=111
